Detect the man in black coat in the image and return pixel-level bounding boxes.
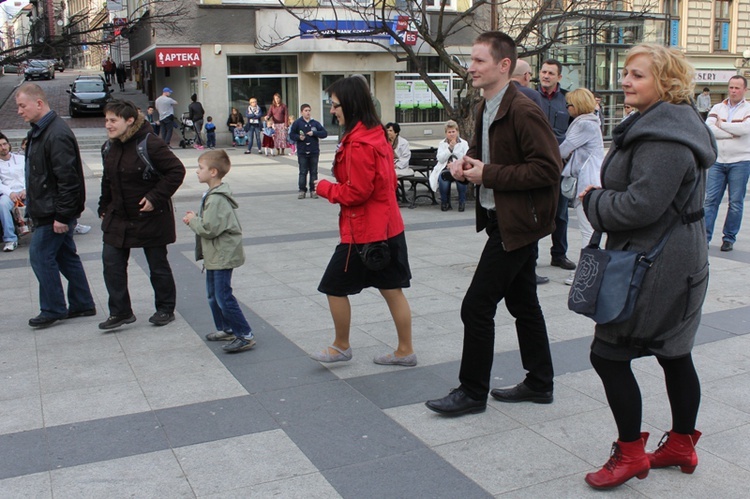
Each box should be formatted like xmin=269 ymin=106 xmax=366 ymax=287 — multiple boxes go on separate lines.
xmin=16 ymin=83 xmax=96 ymax=328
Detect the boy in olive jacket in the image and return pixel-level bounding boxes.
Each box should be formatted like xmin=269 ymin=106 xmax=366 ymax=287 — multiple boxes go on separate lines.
xmin=183 ymin=150 xmax=255 ymax=353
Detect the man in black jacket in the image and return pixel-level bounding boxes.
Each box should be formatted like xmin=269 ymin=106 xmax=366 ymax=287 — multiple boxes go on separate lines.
xmin=16 ymin=83 xmax=96 ymax=328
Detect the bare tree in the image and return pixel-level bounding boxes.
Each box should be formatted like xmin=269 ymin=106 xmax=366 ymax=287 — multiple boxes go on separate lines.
xmin=257 ymin=0 xmax=660 ymax=137
xmin=1 ymin=0 xmax=189 ymax=67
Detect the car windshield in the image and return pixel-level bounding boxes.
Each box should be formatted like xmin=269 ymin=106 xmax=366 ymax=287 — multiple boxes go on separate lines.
xmin=74 ymin=82 xmax=105 ymax=93
xmin=29 ymin=60 xmax=47 ymax=68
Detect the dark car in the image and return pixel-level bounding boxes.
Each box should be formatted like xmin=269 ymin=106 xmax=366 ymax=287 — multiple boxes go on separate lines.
xmin=24 ymin=59 xmax=55 ymax=80
xmin=54 ymin=59 xmax=65 ymax=72
xmin=67 ymin=79 xmax=113 ymax=117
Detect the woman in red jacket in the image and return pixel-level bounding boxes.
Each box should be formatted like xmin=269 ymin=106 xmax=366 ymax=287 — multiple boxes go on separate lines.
xmin=313 ymin=76 xmax=416 ymax=367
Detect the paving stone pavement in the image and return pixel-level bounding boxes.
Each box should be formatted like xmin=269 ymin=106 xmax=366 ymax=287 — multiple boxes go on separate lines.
xmin=1 ymin=111 xmax=750 ymax=497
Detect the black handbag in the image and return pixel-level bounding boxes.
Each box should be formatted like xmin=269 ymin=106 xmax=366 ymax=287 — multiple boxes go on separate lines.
xmin=568 ymin=174 xmax=701 ymax=324
xmin=357 ymin=241 xmax=391 ymax=271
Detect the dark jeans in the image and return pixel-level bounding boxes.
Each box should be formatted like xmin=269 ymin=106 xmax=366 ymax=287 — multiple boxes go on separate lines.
xmin=246 ymin=124 xmax=261 ymax=151
xmin=102 ymin=243 xmax=176 ymax=317
xmin=438 ymin=174 xmax=468 ymax=204
xmin=206 ymin=132 xmax=216 ymax=148
xmin=206 ymin=269 xmax=252 ymax=337
xmin=458 ymin=217 xmax=553 ymax=399
xmin=29 ymin=221 xmax=94 ymax=318
xmin=193 ymin=119 xmax=204 ymax=145
xmin=298 ymin=154 xmax=320 ymax=193
xmin=550 ymin=184 xmax=569 ymax=259
xmin=159 ymin=115 xmax=175 ymax=146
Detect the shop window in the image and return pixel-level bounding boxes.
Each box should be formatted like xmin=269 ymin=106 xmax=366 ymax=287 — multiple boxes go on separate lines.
xmin=713 ymin=0 xmax=732 ymax=52
xmin=227 ymin=56 xmax=298 ymax=119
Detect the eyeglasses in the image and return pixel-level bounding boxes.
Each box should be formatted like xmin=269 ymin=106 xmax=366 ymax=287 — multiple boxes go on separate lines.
xmin=566 ymin=104 xmax=576 ymax=108
xmin=330 ymin=101 xmax=342 ymax=109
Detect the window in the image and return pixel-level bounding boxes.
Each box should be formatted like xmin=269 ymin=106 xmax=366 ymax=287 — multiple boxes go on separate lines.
xmin=227 ymin=56 xmax=298 ymax=120
xmin=714 ymin=0 xmax=732 ymax=52
xmin=423 ymin=0 xmax=457 ymax=11
xmin=664 ymin=0 xmax=681 ymax=46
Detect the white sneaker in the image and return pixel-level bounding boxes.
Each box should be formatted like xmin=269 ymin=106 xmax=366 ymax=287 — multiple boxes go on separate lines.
xmin=564 ymin=271 xmax=575 ymax=286
xmin=3 ymin=241 xmax=17 ymax=252
xmin=74 ymin=224 xmax=91 ymax=234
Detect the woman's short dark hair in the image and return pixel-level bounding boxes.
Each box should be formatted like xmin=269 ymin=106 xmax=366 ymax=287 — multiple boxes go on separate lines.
xmin=385 ymin=122 xmax=400 ymax=134
xmin=326 ymin=76 xmax=381 ymax=135
xmin=191 ymin=93 xmax=197 ymax=102
xmin=104 ymin=99 xmax=138 ymax=121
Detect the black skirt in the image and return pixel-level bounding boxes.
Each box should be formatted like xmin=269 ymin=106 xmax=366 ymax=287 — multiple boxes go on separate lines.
xmin=318 ymin=231 xmax=412 ymax=297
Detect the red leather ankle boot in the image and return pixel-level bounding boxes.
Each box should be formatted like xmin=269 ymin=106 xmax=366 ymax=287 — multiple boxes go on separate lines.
xmin=585 ymin=432 xmax=650 ymax=489
xmin=647 ymin=430 xmax=702 ymax=474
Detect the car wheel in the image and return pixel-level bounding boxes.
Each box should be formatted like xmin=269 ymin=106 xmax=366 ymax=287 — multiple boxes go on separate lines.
xmin=69 ymin=106 xmax=77 ymax=118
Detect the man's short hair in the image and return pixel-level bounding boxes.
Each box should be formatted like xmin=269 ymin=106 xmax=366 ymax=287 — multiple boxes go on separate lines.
xmin=17 ymin=83 xmax=48 ymax=104
xmin=542 ymin=59 xmax=563 ymax=75
xmin=300 ymin=103 xmax=311 ymax=112
xmin=703 ymin=87 xmax=710 ymax=92
xmin=199 ymin=150 xmax=231 ymax=177
xmin=104 ymin=100 xmax=139 ymax=121
xmin=729 ymin=75 xmax=748 ymax=89
xmin=474 ymin=31 xmax=517 ymax=74
xmin=385 ymin=122 xmax=401 ymax=134
xmin=0 ymin=132 xmax=8 ymax=144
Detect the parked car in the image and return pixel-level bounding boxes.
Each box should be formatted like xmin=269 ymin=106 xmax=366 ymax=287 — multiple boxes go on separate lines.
xmin=54 ymin=59 xmax=65 ymax=72
xmin=24 ymin=60 xmax=55 ymax=80
xmin=67 ymin=78 xmax=113 ymax=117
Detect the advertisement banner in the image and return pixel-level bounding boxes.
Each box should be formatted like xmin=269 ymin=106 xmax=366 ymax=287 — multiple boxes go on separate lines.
xmin=395 ymin=81 xmax=413 ymax=109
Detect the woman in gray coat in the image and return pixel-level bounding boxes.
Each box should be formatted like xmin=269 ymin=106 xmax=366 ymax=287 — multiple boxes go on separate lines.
xmin=580 ymin=44 xmax=717 ymax=489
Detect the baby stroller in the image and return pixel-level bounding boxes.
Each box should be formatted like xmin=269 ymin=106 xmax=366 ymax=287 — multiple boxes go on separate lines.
xmin=233 ymin=126 xmax=247 ymax=147
xmin=178 ymin=112 xmax=198 ymax=149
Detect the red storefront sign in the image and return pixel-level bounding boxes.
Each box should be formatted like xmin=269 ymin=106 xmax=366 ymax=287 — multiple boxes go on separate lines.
xmin=156 ymin=47 xmax=202 ymax=67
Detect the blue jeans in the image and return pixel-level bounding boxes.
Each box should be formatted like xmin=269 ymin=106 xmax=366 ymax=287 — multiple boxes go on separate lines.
xmin=246 ymin=124 xmax=261 ymax=151
xmin=0 ymin=195 xmax=18 ymax=243
xmin=206 ymin=269 xmax=252 ymax=338
xmin=298 ymin=154 xmax=319 ymax=193
xmin=160 ymin=115 xmax=175 ymax=146
xmin=29 ymin=221 xmax=94 ymax=318
xmin=206 ymin=132 xmax=216 ymax=148
xmin=438 ymin=174 xmax=467 ymax=205
xmin=704 ymin=161 xmax=750 ymax=244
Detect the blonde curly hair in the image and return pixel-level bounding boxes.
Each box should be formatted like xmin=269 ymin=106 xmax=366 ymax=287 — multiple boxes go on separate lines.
xmin=624 ymin=44 xmax=695 ymax=105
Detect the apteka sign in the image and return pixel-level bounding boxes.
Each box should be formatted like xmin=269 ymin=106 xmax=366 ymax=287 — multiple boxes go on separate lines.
xmin=156 ymin=48 xmax=201 ymax=68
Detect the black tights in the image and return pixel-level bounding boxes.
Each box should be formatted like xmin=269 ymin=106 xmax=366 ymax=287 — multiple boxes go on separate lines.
xmin=590 ymin=352 xmax=701 ymax=442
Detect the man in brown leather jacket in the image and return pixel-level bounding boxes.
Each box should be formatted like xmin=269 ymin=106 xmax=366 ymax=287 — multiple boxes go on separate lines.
xmin=426 ymin=31 xmax=562 ymax=417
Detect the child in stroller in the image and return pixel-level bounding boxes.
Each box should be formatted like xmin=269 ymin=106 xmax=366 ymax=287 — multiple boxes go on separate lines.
xmin=178 ymin=112 xmax=200 ymax=149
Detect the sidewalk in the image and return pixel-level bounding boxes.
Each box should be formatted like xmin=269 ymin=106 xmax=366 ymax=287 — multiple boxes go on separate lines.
xmin=1 ymin=144 xmax=749 ymax=497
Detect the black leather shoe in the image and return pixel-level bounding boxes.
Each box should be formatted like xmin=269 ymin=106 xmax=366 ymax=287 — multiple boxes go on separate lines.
xmin=721 ymin=241 xmax=733 ymax=252
xmin=99 ymin=314 xmax=136 ymax=330
xmin=67 ymin=308 xmax=97 ymax=319
xmin=458 ymin=202 xmax=465 ymax=212
xmin=28 ymin=314 xmax=64 ymax=329
xmin=425 ymin=388 xmax=486 ymax=416
xmin=536 ymin=274 xmax=550 ymax=285
xmin=551 ymin=257 xmax=576 ymax=270
xmin=441 ymin=203 xmax=452 ymax=212
xmin=490 ymin=383 xmax=553 ymax=404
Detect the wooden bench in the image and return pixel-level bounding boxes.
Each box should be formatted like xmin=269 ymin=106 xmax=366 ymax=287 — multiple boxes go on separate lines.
xmin=397 ymin=147 xmax=438 ymax=209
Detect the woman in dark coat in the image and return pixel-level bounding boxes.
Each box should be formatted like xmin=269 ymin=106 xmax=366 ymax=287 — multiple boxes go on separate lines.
xmin=115 ymin=63 xmax=127 ymax=91
xmin=98 ymin=100 xmax=186 ymax=330
xmin=580 ymin=44 xmax=717 ymax=489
